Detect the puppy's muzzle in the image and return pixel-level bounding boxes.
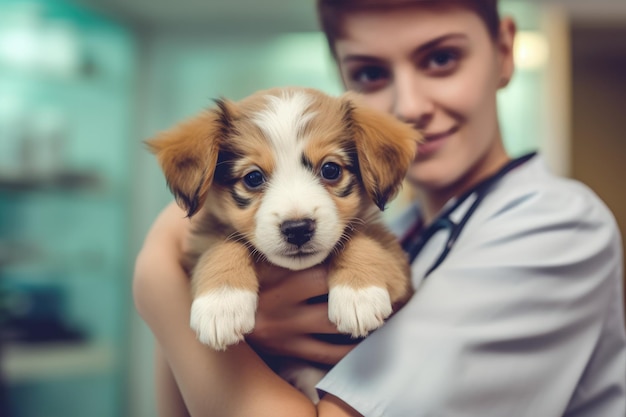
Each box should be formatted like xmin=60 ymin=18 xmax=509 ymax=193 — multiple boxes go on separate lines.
xmin=281 ymin=219 xmax=316 ymax=247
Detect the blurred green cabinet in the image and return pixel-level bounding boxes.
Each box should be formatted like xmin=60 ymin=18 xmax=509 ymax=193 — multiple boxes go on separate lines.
xmin=0 ymin=1 xmax=135 ymax=416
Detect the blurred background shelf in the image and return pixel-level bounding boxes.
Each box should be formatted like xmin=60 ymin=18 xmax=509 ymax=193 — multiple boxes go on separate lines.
xmin=2 ymin=342 xmax=115 ymax=384
xmin=0 ymin=241 xmax=41 ymax=268
xmin=0 ymin=2 xmax=134 ymax=417
xmin=0 ymin=171 xmax=104 ymax=193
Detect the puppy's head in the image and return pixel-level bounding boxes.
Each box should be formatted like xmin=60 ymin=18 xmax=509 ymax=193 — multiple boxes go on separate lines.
xmin=147 ymin=88 xmax=419 ymax=270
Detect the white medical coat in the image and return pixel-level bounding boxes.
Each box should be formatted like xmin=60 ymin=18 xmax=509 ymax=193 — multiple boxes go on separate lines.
xmin=317 ymin=155 xmax=626 ymax=417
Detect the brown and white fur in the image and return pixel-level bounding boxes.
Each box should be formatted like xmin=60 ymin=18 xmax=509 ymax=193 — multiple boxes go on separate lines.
xmin=147 ymin=87 xmax=418 ymax=395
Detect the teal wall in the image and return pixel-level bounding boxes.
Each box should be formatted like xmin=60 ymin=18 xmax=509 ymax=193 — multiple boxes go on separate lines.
xmin=498 ymin=1 xmax=546 ymax=157
xmin=0 ymin=1 xmax=136 ymax=416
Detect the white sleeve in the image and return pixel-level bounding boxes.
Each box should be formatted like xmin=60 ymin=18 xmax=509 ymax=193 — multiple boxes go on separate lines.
xmin=317 ymin=184 xmax=626 ymax=417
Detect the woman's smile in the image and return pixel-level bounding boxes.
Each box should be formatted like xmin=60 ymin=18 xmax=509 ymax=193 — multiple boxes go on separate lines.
xmin=417 ymin=125 xmax=459 ymax=158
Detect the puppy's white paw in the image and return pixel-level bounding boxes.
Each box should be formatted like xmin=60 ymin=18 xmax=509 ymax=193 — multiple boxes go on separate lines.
xmin=190 ymin=287 xmax=258 ymax=351
xmin=328 ymin=285 xmax=392 ymax=338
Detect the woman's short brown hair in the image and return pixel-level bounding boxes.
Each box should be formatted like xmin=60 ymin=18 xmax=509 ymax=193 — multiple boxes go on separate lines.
xmin=316 ymin=0 xmax=500 ymax=58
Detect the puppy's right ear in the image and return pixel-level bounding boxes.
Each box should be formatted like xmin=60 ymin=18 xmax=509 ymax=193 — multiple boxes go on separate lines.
xmin=145 ymin=99 xmax=236 ymax=217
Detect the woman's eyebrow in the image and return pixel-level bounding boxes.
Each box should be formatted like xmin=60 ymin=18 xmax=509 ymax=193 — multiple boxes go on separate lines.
xmin=341 ymin=33 xmax=468 ymax=64
xmin=341 ymin=54 xmax=385 ymax=64
xmin=414 ymin=33 xmax=468 ymax=54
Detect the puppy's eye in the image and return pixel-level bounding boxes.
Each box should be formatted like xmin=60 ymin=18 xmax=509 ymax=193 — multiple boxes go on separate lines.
xmin=320 ymin=162 xmax=342 ymax=182
xmin=243 ymin=170 xmax=265 ymax=189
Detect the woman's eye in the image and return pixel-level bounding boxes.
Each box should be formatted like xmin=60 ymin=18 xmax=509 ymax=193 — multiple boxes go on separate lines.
xmin=354 ymin=66 xmax=387 ymax=82
xmin=423 ymin=49 xmax=460 ymax=72
xmin=348 ymin=65 xmax=390 ymax=92
xmin=243 ymin=170 xmax=265 ymax=189
xmin=320 ymin=162 xmax=342 ymax=182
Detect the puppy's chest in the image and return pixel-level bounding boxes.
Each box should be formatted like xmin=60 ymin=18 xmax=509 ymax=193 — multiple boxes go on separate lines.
xmin=183 ymin=213 xmax=237 ymax=274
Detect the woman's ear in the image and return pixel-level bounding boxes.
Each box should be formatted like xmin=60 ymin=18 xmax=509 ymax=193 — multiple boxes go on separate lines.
xmin=145 ymin=99 xmax=237 ymax=217
xmin=497 ymin=17 xmax=517 ymax=88
xmin=342 ymin=93 xmax=420 ymax=210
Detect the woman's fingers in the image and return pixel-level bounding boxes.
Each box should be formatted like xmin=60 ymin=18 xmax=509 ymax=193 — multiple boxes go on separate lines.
xmin=249 ymin=302 xmax=359 ymax=363
xmin=257 ymin=263 xmax=330 ymax=303
xmin=286 ymin=336 xmax=357 ymax=365
xmin=251 ymin=263 xmax=361 ymax=365
xmin=252 ymin=302 xmax=340 ymax=339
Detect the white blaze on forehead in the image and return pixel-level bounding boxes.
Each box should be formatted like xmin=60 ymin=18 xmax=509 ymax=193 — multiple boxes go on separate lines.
xmin=252 ymin=90 xmax=316 ymax=154
xmin=250 ymin=90 xmax=343 ymax=270
xmin=251 ymin=90 xmax=318 ymax=215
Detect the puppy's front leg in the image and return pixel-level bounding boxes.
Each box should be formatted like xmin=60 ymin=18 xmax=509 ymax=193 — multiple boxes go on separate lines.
xmin=328 ymin=232 xmax=409 ymax=338
xmin=190 ymin=241 xmax=259 ymax=351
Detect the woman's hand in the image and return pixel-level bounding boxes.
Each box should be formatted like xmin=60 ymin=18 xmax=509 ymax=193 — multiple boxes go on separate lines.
xmin=248 ymin=262 xmax=357 ymax=366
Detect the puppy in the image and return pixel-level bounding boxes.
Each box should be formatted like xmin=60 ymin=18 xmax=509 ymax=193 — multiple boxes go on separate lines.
xmin=147 ymin=87 xmax=418 ymax=393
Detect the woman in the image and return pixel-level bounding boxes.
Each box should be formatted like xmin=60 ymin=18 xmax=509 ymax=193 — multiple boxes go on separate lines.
xmin=133 ymin=1 xmax=626 ymax=416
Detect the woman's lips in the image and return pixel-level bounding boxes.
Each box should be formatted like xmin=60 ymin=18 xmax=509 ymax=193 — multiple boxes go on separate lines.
xmin=417 ymin=126 xmax=459 ymax=157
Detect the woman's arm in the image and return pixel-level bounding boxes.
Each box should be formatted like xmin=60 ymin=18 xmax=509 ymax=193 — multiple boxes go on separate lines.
xmin=154 ymin=344 xmax=189 ymax=417
xmin=133 ymin=202 xmax=360 ymax=417
xmin=135 ymin=202 xmax=190 ymax=417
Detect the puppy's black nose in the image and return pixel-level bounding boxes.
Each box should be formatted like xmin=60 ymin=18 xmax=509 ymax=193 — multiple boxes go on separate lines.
xmin=281 ymin=219 xmax=315 ymax=247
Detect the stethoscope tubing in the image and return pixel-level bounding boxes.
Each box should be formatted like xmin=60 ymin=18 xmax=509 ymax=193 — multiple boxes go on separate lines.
xmin=405 ymin=152 xmax=537 ymax=278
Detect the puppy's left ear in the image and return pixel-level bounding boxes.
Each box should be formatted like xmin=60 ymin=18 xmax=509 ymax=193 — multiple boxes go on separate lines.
xmin=145 ymin=99 xmax=237 ymax=217
xmin=343 ymin=94 xmax=420 ymax=210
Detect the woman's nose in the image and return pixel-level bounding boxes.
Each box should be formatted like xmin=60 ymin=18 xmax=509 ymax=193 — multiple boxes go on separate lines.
xmin=391 ymin=71 xmax=434 ymax=129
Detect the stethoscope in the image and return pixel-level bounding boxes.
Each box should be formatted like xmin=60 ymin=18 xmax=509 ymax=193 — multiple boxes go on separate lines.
xmin=401 ymin=152 xmax=537 ymax=279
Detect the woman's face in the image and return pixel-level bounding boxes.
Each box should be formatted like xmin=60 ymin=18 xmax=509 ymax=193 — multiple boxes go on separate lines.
xmin=335 ymin=4 xmax=515 ymax=194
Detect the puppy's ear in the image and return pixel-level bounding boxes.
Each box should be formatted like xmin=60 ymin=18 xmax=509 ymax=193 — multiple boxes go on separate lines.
xmin=145 ymin=99 xmax=236 ymax=217
xmin=342 ymin=93 xmax=420 ymax=210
